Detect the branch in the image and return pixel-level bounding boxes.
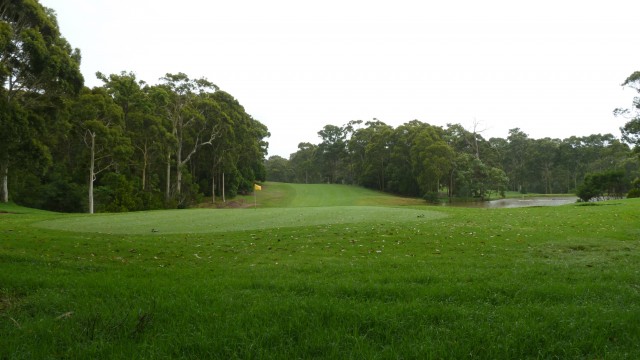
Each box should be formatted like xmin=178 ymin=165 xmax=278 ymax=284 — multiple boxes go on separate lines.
xmin=179 ymin=124 xmax=220 ymax=166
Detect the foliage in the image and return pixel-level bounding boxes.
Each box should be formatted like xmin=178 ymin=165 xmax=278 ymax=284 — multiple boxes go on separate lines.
xmin=422 ymin=191 xmax=439 ymax=204
xmin=265 ymin=155 xmax=294 ymax=182
xmin=283 ymin=120 xmax=633 ymax=202
xmin=0 ymin=0 xmax=83 ymax=203
xmin=627 ymin=178 xmax=640 ymax=198
xmin=615 ymin=71 xmax=640 ymax=149
xmin=576 ymin=170 xmax=628 ymax=202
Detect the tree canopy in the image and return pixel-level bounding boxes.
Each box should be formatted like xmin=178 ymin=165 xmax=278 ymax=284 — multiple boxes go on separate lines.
xmin=4 ymin=1 xmax=639 ymax=209
xmin=272 ymin=119 xmax=637 ymax=202
xmin=1 ymin=0 xmax=83 ymax=203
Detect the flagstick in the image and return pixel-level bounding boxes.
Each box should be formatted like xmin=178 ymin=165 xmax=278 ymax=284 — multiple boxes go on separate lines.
xmin=254 ymin=189 xmax=257 ymax=209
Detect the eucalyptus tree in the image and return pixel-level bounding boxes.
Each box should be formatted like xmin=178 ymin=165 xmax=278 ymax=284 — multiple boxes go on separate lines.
xmin=348 ymin=120 xmax=393 ymax=190
xmin=97 ymin=71 xmax=171 ymax=192
xmin=528 ymin=138 xmax=561 ymax=194
xmin=317 ymin=124 xmax=348 ymax=183
xmin=410 ymin=122 xmax=445 ymax=195
xmin=289 ymin=142 xmax=320 ymax=183
xmin=160 ymin=73 xmax=221 ymax=200
xmin=0 ymin=0 xmax=83 ymax=202
xmin=385 ymin=120 xmax=427 ymax=196
xmin=615 ymin=71 xmax=640 ymax=151
xmin=265 ymin=155 xmax=294 ymax=182
xmin=504 ymin=128 xmax=531 ymax=192
xmin=188 ymin=90 xmax=268 ymax=200
xmin=422 ymin=140 xmax=455 ymax=193
xmin=232 ymin=115 xmax=268 ymax=192
xmin=71 ymin=87 xmax=130 ymax=213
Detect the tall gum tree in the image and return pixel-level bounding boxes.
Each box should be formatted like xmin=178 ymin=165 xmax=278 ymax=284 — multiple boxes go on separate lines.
xmin=160 ymin=73 xmax=221 ymax=201
xmin=615 ymin=71 xmax=640 ymax=152
xmin=97 ymin=71 xmax=171 ymax=191
xmin=71 ymin=87 xmax=129 ymax=213
xmin=0 ymin=0 xmax=83 ymax=202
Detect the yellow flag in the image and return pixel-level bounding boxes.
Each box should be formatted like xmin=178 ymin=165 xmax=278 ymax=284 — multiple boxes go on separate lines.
xmin=254 ymin=184 xmax=262 ymax=191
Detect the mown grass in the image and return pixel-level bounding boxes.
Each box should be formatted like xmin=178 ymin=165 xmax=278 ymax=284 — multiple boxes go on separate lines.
xmin=1 ymin=186 xmax=639 ymax=359
xmin=239 ymin=182 xmax=426 ymax=208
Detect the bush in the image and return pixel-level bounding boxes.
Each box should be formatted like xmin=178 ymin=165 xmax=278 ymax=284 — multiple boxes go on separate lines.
xmin=423 ymin=192 xmax=440 ymax=204
xmin=628 ymin=178 xmax=640 ymax=199
xmin=576 ymin=170 xmax=628 ymax=202
xmin=95 ymin=172 xmax=142 ymax=212
xmin=627 ymin=189 xmax=640 ymax=198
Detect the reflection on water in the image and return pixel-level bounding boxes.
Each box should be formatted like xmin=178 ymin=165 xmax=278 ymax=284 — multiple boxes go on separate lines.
xmin=444 ymin=197 xmax=578 ymax=208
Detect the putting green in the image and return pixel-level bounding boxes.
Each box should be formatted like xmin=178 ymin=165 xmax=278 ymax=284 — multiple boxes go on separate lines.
xmin=35 ymin=206 xmax=446 ymax=235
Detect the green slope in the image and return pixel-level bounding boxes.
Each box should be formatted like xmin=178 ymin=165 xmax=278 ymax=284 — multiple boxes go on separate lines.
xmin=33 ymin=183 xmax=437 ymax=234
xmin=255 ymin=182 xmax=424 ymax=208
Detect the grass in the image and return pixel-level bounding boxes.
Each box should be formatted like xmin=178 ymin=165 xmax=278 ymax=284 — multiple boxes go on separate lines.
xmin=1 ymin=183 xmax=640 ymax=358
xmin=237 ymin=182 xmax=426 ymax=208
xmin=502 ymin=191 xmax=578 ymax=199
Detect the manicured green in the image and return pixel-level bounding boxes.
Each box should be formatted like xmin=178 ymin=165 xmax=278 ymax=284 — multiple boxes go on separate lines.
xmin=1 ymin=184 xmax=640 ymax=358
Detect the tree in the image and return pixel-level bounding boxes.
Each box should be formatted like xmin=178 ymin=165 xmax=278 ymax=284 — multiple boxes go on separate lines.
xmin=529 ymin=138 xmax=560 ymax=194
xmin=0 ymin=0 xmax=83 ymax=202
xmin=577 ymin=170 xmax=627 ymax=202
xmin=160 ymin=73 xmax=221 ymax=201
xmin=289 ymin=142 xmax=320 ymax=183
xmin=615 ymin=71 xmax=640 ymax=150
xmin=97 ymin=72 xmax=172 ymax=193
xmin=317 ymin=124 xmax=348 ymax=183
xmin=348 ymin=120 xmax=393 ymax=190
xmin=265 ymin=155 xmax=293 ymax=182
xmin=71 ymin=87 xmax=131 ymax=213
xmin=385 ymin=121 xmax=428 ymax=196
xmin=504 ymin=128 xmax=530 ymax=192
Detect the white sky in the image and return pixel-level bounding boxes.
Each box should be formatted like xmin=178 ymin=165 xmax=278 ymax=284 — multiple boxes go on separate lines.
xmin=40 ymin=0 xmax=640 ymax=157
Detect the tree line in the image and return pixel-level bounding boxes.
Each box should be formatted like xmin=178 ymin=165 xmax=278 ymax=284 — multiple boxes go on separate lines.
xmin=266 ymin=72 xmax=640 ymax=201
xmin=1 ymin=1 xmax=268 ymax=212
xmin=266 ymin=119 xmax=640 ymax=201
xmin=4 ymin=1 xmax=640 ymax=211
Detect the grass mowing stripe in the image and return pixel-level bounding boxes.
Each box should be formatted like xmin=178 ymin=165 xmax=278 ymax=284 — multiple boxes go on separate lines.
xmin=34 ymin=206 xmax=446 ymax=234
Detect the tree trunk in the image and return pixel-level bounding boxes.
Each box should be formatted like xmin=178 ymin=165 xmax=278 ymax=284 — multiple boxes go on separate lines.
xmin=176 ymin=140 xmax=183 ymax=196
xmin=141 ymin=143 xmax=148 ymax=191
xmin=165 ymin=151 xmax=171 ymax=200
xmin=211 ymin=163 xmax=216 ymax=204
xmin=222 ymin=172 xmax=226 ymax=203
xmin=89 ymin=133 xmax=95 ymax=214
xmin=1 ymin=159 xmax=8 ymax=203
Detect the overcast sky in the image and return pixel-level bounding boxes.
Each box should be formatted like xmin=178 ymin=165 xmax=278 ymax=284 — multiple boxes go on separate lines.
xmin=40 ymin=0 xmax=640 ymax=157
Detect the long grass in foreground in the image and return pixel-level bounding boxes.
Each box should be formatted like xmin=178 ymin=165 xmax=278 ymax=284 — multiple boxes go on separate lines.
xmin=1 ymin=193 xmax=639 ymax=358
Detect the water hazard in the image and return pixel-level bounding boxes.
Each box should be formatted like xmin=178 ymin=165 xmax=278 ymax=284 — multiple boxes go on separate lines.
xmin=444 ymin=197 xmax=578 ymax=209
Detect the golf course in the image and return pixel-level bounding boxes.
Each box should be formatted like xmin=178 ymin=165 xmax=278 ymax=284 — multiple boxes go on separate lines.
xmin=1 ymin=182 xmax=639 ymax=358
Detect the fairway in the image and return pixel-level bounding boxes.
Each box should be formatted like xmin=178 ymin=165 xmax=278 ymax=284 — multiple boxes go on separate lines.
xmin=35 ymin=206 xmax=445 ymax=234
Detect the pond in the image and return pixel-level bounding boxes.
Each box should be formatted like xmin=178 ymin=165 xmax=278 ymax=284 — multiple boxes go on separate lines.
xmin=443 ymin=196 xmax=578 ymax=209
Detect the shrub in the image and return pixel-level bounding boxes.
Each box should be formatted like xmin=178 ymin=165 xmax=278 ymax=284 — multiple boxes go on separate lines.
xmin=423 ymin=192 xmax=440 ymax=204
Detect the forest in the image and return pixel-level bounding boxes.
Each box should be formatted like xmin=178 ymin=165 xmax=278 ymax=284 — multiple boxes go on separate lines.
xmin=2 ymin=0 xmax=640 ymax=212
xmin=1 ymin=0 xmax=268 ymax=213
xmin=266 ymin=120 xmax=640 ymax=202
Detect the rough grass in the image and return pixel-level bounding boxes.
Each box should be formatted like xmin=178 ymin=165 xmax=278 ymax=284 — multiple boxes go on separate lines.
xmin=1 ymin=187 xmax=639 ymax=359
